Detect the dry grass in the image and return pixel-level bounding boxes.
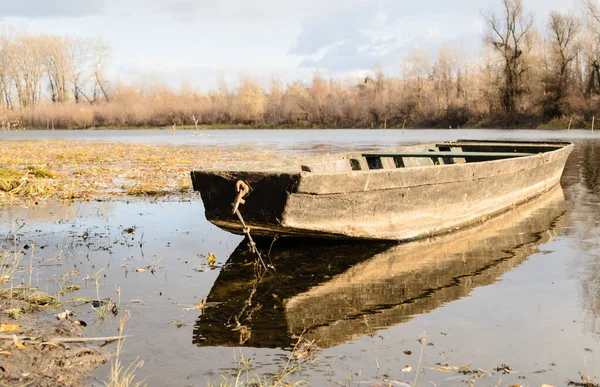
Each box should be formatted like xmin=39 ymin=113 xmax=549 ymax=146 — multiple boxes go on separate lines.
xmin=0 ymin=166 xmax=59 ymax=197
xmin=0 ymin=241 xmax=21 ymax=284
xmin=0 ymin=140 xmax=284 ymax=201
xmin=105 ymin=311 xmax=146 ymax=387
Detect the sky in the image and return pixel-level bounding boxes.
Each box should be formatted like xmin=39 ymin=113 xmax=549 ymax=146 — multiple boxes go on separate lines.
xmin=0 ymin=0 xmax=580 ymax=91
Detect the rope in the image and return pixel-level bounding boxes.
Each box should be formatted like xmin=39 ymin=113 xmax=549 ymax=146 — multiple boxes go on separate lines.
xmin=232 ymin=180 xmax=267 ymax=270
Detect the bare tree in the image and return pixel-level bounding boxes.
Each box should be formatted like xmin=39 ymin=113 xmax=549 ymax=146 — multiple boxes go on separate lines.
xmin=543 ymin=12 xmax=580 ymax=116
xmin=90 ymin=36 xmax=111 ymax=103
xmin=43 ymin=35 xmax=72 ymax=103
xmin=0 ymin=47 xmax=13 ymax=109
xmin=402 ymin=48 xmax=432 ymax=115
xmin=432 ymin=45 xmax=455 ymax=113
xmin=68 ymin=37 xmax=92 ymax=103
xmin=548 ymin=13 xmax=580 ymax=83
xmin=581 ymin=0 xmax=600 ymax=96
xmin=1 ymin=30 xmax=46 ymax=108
xmin=482 ymin=0 xmax=534 ymax=116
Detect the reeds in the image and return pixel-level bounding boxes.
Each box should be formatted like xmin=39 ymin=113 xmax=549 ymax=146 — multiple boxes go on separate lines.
xmin=104 ymin=311 xmax=146 ymax=387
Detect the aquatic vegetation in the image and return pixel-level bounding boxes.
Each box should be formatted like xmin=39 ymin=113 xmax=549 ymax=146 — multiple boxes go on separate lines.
xmin=0 ymin=140 xmax=285 ymax=201
xmin=26 ymin=166 xmax=56 ymax=178
xmin=0 ymin=289 xmax=58 ymax=307
xmin=0 ymin=166 xmax=58 ymax=196
xmin=0 ymin=168 xmax=21 ymax=191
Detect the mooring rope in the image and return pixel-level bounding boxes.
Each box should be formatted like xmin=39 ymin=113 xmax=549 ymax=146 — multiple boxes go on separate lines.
xmin=232 ymin=180 xmax=267 ymax=270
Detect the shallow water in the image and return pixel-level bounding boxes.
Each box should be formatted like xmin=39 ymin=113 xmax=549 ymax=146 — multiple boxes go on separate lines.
xmin=1 ymin=128 xmax=598 ymax=155
xmin=1 ymin=130 xmax=600 ymax=386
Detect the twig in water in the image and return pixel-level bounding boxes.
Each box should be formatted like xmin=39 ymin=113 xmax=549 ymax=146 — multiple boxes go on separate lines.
xmin=0 ymin=334 xmax=128 ymax=344
xmin=413 ymin=332 xmax=428 ymax=387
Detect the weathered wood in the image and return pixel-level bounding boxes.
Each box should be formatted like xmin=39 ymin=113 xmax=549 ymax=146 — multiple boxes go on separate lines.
xmin=190 ymin=140 xmax=574 ymax=241
xmin=363 ymin=151 xmax=534 ymax=159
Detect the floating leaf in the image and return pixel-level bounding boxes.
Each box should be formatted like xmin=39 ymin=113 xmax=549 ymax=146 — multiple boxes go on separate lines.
xmin=0 ymin=324 xmax=21 ymax=332
xmin=0 ymin=324 xmax=20 ymax=332
xmin=207 ymin=252 xmax=216 ymax=267
xmin=13 ymin=335 xmax=26 ymax=349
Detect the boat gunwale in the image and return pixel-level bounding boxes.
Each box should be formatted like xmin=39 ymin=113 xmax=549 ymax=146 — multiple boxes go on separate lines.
xmin=191 ymin=140 xmax=574 ymax=177
xmin=299 ymin=141 xmax=573 ymax=177
xmin=290 ymin=142 xmax=573 ymax=196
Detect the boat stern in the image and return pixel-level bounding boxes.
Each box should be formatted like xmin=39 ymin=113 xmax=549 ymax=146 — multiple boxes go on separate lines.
xmin=190 ymin=170 xmax=302 ymax=236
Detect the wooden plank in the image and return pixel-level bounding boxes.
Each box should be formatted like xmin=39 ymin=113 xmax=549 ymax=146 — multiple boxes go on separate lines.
xmin=456 ymin=139 xmax=571 ymax=145
xmin=380 ymin=157 xmax=396 ymax=169
xmin=436 ymin=142 xmax=563 ymax=148
xmin=363 ymin=151 xmax=534 ymax=159
xmin=301 ymin=159 xmax=353 ymax=173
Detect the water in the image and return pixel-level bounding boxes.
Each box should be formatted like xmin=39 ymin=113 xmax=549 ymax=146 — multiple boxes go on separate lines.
xmin=1 ymin=130 xmax=600 ymax=386
xmin=1 ymin=128 xmax=598 ymax=155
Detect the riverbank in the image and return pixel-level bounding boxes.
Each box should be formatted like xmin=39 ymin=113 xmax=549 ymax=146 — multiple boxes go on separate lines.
xmin=1 ymin=114 xmax=598 ymax=131
xmin=1 ymin=118 xmax=596 ymax=131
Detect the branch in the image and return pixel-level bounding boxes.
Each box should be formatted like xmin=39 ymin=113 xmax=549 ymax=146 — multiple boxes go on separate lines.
xmin=0 ymin=335 xmax=128 ymax=344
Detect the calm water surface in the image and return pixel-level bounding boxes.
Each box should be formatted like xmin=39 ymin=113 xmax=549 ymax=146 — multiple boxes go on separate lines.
xmin=1 ymin=129 xmax=600 ymax=386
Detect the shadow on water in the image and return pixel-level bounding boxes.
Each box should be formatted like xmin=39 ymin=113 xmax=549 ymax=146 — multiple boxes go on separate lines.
xmin=194 ymin=185 xmax=568 ymax=349
xmin=564 ymin=140 xmax=600 ymax=336
xmin=580 ymin=142 xmax=600 ymax=196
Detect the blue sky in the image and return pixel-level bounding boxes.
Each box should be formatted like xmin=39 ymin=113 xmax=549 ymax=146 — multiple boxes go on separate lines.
xmin=0 ymin=0 xmax=579 ymax=90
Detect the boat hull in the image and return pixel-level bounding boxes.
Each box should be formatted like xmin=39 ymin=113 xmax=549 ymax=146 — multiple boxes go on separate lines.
xmin=191 ymin=141 xmax=573 ymax=240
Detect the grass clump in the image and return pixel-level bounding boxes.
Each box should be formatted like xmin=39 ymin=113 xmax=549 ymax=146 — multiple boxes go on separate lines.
xmin=126 ymin=184 xmax=166 ymax=196
xmin=59 ymin=283 xmax=81 ymax=295
xmin=0 ymin=166 xmax=58 ymax=196
xmin=0 ymin=289 xmax=58 ymax=306
xmin=27 ymin=166 xmax=56 ymax=178
xmin=0 ymin=168 xmax=22 ymax=191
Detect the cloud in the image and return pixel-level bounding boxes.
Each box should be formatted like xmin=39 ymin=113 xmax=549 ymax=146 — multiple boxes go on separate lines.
xmin=157 ymin=0 xmax=335 ymax=22
xmin=289 ymin=2 xmax=373 ymax=57
xmin=289 ymin=0 xmax=578 ymax=73
xmin=291 ymin=0 xmax=459 ymax=72
xmin=0 ymin=0 xmax=107 ymax=18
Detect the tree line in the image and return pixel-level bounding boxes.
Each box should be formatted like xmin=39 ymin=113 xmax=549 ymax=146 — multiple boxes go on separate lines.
xmin=3 ymin=0 xmax=600 ymax=130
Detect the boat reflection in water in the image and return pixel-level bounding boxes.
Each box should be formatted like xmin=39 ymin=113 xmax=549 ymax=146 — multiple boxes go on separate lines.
xmin=193 ymin=186 xmax=568 ymax=349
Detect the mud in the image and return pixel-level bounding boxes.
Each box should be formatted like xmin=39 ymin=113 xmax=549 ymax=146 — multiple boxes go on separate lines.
xmin=0 ymin=298 xmax=110 ymax=386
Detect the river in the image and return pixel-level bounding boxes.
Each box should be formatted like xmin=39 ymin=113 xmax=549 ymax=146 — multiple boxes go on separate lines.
xmin=1 ymin=129 xmax=599 ymax=386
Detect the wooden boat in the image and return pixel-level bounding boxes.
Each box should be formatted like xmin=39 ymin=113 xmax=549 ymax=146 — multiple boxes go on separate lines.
xmin=190 ymin=139 xmax=573 ymax=240
xmin=193 ymin=186 xmax=567 ymax=348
